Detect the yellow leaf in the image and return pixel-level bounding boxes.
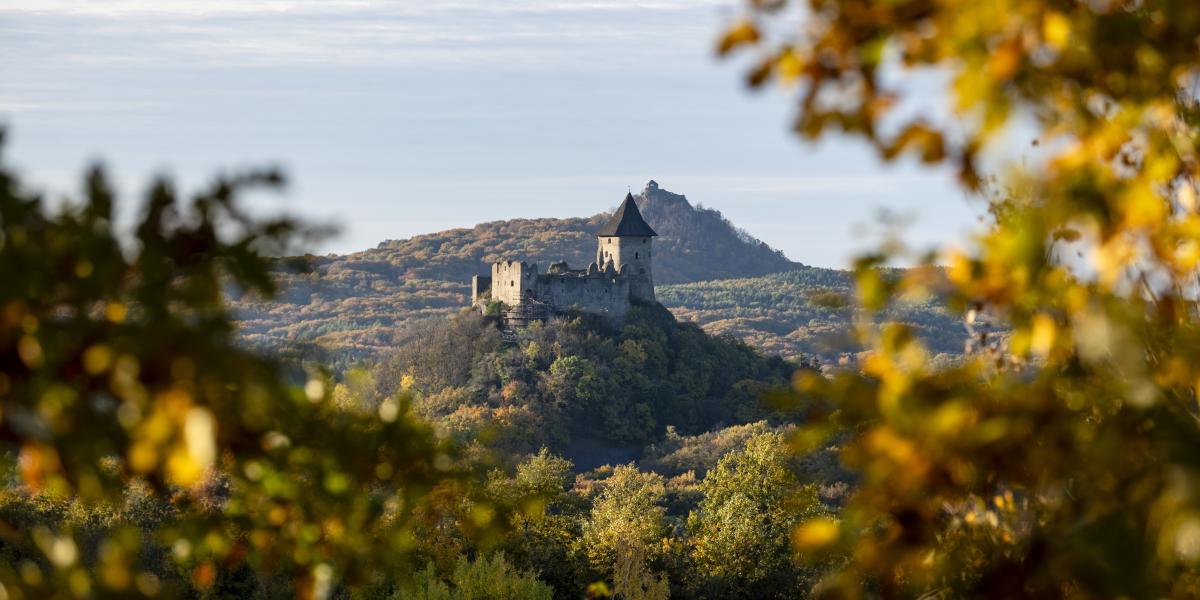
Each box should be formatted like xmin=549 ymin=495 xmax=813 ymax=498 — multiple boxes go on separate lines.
xmin=857 ymin=269 xmax=887 ymax=311
xmin=987 ymin=40 xmax=1021 ymax=81
xmin=1043 ymin=12 xmax=1071 ymax=51
xmin=931 ymin=401 xmax=973 ymax=435
xmin=793 ymin=517 xmax=840 ymax=551
xmin=776 ymin=48 xmax=804 ymax=83
xmin=1177 ymin=239 xmax=1200 ymax=270
xmin=18 ymin=335 xmax=42 ymax=368
xmin=586 ymin=581 xmax=612 ymax=598
xmin=167 ymin=446 xmax=202 ymax=487
xmin=128 ymin=441 xmax=158 ymax=474
xmin=82 ymin=344 xmax=113 ymax=375
xmin=105 ymin=302 xmax=127 ymax=323
xmin=183 ymin=407 xmax=216 ymax=472
xmin=1030 ymin=314 xmax=1056 ymax=357
xmin=717 ymin=20 xmax=760 ymax=56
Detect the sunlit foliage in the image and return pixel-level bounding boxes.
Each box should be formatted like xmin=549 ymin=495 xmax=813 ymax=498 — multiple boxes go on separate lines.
xmin=687 ymin=432 xmax=827 ymax=598
xmin=393 ymin=554 xmax=553 ymax=600
xmin=723 ymin=0 xmax=1200 ymax=596
xmin=580 ymin=464 xmax=671 ymax=600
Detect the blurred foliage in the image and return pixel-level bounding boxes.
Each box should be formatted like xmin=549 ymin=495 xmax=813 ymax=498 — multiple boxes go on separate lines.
xmin=0 ymin=136 xmax=496 ymax=598
xmin=723 ymin=0 xmax=1200 ymax=596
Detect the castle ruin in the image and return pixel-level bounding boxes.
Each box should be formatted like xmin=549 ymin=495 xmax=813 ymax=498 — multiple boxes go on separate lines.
xmin=471 ymin=191 xmax=658 ymax=326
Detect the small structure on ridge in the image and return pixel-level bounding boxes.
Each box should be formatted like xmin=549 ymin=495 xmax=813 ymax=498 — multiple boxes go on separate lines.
xmin=471 ymin=191 xmax=657 ymax=326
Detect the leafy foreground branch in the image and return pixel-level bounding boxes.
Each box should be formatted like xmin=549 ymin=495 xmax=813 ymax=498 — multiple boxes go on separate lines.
xmin=0 ymin=134 xmax=509 ymax=598
xmin=723 ymin=0 xmax=1200 ymax=596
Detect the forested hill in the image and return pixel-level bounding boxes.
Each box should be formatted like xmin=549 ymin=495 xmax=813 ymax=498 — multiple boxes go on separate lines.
xmin=232 ymin=182 xmax=801 ymax=362
xmin=632 ymin=181 xmax=798 ymax=283
xmin=368 ymin=304 xmax=802 ymax=469
xmin=659 ymin=267 xmax=968 ymax=364
xmin=345 ymin=180 xmax=796 ymax=286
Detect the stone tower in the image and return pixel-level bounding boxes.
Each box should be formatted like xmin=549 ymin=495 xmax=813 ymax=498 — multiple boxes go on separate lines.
xmin=595 ymin=192 xmax=657 ymax=302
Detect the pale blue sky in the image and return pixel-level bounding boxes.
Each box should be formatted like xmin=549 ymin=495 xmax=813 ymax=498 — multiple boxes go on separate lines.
xmin=0 ymin=0 xmax=984 ymax=267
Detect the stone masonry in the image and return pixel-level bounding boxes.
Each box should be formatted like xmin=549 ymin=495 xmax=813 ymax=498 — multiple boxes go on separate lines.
xmin=471 ymin=191 xmax=657 ymax=325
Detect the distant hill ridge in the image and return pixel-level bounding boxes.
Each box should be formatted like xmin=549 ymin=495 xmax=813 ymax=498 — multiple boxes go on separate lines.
xmin=232 ymin=181 xmax=805 ymax=364
xmin=365 ymin=180 xmax=799 ymax=285
xmin=231 ymin=183 xmax=965 ymax=368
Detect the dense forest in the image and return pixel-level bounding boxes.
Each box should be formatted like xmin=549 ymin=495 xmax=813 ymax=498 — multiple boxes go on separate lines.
xmin=319 ymin=303 xmax=846 ymax=597
xmin=364 ymin=303 xmax=801 ymax=467
xmin=660 ymin=267 xmax=969 ymax=363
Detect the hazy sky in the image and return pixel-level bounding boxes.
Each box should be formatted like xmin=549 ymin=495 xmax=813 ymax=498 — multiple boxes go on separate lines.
xmin=0 ymin=0 xmax=984 ymax=267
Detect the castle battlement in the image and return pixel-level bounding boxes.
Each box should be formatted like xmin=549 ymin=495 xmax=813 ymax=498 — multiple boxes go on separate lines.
xmin=471 ymin=192 xmax=657 ymax=325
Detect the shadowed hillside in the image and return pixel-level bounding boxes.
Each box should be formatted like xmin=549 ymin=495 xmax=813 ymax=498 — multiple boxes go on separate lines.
xmin=365 ymin=304 xmax=800 ymax=469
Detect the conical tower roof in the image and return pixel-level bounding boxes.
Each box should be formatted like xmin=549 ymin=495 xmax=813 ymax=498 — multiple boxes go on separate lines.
xmin=597 ymin=193 xmax=658 ymax=237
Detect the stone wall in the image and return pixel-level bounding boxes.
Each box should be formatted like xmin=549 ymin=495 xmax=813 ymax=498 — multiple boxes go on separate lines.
xmin=596 ymin=235 xmax=654 ymax=302
xmin=491 ymin=260 xmax=538 ymax=306
xmin=539 ymin=271 xmax=631 ymax=318
xmin=481 ymin=259 xmax=635 ymax=320
xmin=480 ymin=232 xmax=654 ymax=323
xmin=471 ymin=275 xmax=492 ymax=305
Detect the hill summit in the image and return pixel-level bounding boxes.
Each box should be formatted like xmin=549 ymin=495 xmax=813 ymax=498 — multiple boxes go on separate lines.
xmin=232 ymin=182 xmax=965 ymax=368
xmin=632 ymin=180 xmax=798 ymax=283
xmin=370 ymin=180 xmax=799 ymax=285
xmin=232 ymin=182 xmax=805 ymax=363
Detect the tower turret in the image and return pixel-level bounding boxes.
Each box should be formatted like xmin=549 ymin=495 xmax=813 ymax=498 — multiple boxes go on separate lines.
xmin=596 ymin=192 xmax=657 ymax=302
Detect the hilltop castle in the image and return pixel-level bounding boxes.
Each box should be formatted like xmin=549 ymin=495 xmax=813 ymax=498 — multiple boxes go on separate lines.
xmin=471 ymin=190 xmax=658 ymax=325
